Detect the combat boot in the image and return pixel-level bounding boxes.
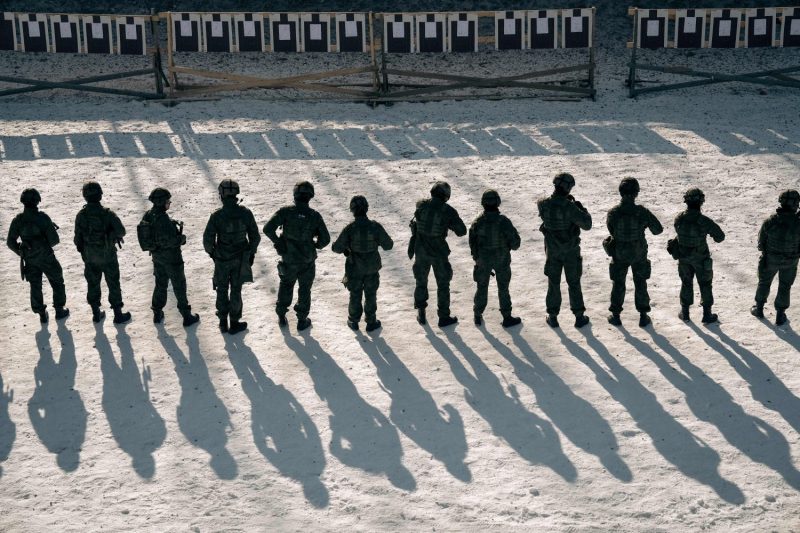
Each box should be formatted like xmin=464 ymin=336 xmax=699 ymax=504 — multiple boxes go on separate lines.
xmin=438 ymin=316 xmax=458 ymax=328
xmin=776 ymin=309 xmax=788 ymax=326
xmin=277 ymin=313 xmax=288 ymax=327
xmin=546 ymin=314 xmax=559 ymax=328
xmin=38 ymin=310 xmax=49 ymax=323
xmin=153 ymin=309 xmax=165 ymax=324
xmin=501 ymin=315 xmax=522 ymax=328
xmin=639 ymin=313 xmax=652 ymax=328
xmin=750 ymin=303 xmax=764 ymax=319
xmin=91 ymin=305 xmax=106 ymax=323
xmin=701 ymin=305 xmax=718 ymax=324
xmin=474 ymin=314 xmax=483 ymax=326
xmin=112 ymin=306 xmax=131 ymax=324
xmin=182 ymin=311 xmax=200 ymax=327
xmin=347 ymin=319 xmax=359 ymax=331
xmin=607 ymin=313 xmax=622 ymax=326
xmin=228 ymin=320 xmax=247 ymax=335
xmin=416 ymin=308 xmax=426 ymax=325
xmin=574 ymin=313 xmax=590 ymax=328
xmin=297 ymin=317 xmax=312 ymax=331
xmin=219 ymin=314 xmax=229 ymax=333
xmin=54 ymin=307 xmax=69 ymax=320
xmin=678 ymin=306 xmax=690 ymax=321
xmin=366 ymin=320 xmax=382 ymax=332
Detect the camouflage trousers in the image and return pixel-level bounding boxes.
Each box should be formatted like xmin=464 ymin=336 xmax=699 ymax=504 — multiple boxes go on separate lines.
xmin=276 ymin=261 xmax=315 ymax=320
xmin=609 ymin=259 xmax=652 ymax=314
xmin=346 ymin=272 xmax=380 ymax=323
xmin=413 ymin=255 xmax=453 ymax=319
xmin=214 ymin=258 xmax=244 ymax=321
xmin=678 ymin=256 xmax=714 ymax=307
xmin=755 ymin=254 xmax=798 ymax=311
xmin=83 ymin=255 xmax=123 ymax=308
xmin=151 ymin=255 xmax=190 ymax=314
xmin=544 ymin=252 xmax=585 ymax=316
xmin=24 ymin=252 xmax=66 ymax=313
xmin=473 ymin=261 xmax=512 ymax=317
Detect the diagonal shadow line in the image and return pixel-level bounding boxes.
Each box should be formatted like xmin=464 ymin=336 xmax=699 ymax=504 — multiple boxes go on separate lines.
xmin=429 ymin=327 xmax=578 ymax=482
xmin=95 ymin=324 xmax=167 ymax=479
xmin=494 ymin=328 xmax=633 ymax=482
xmin=223 ymin=334 xmax=329 ymax=508
xmin=0 ymin=367 xmax=16 ymax=479
xmin=356 ymin=332 xmax=471 ymax=483
xmin=563 ymin=326 xmax=744 ymax=504
xmin=283 ymin=329 xmax=416 ymax=491
xmin=689 ymin=323 xmax=800 ymax=437
xmin=28 ymin=322 xmax=87 ymax=473
xmin=158 ymin=326 xmax=238 ymax=480
xmin=628 ymin=326 xmax=800 ymax=491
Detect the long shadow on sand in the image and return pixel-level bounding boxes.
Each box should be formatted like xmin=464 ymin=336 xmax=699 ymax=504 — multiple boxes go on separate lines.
xmin=0 ymin=370 xmax=15 ymax=478
xmin=356 ymin=332 xmax=471 ymax=482
xmin=483 ymin=328 xmax=633 ymax=482
xmin=624 ymin=326 xmax=800 ymax=491
xmin=560 ymin=326 xmax=744 ymax=504
xmin=95 ymin=325 xmax=166 ymax=479
xmin=158 ymin=327 xmax=237 ymax=480
xmin=283 ymin=330 xmax=416 ymax=491
xmin=429 ymin=327 xmax=577 ymax=482
xmin=224 ymin=334 xmax=329 ymax=508
xmin=28 ymin=322 xmax=87 ymax=472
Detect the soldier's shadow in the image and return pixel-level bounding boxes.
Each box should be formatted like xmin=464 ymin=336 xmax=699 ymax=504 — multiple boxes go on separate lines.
xmin=0 ymin=369 xmax=16 ymax=478
xmin=157 ymin=326 xmax=237 ymax=480
xmin=430 ymin=327 xmax=578 ymax=482
xmin=224 ymin=334 xmax=329 ymax=508
xmin=28 ymin=322 xmax=87 ymax=472
xmin=355 ymin=332 xmax=471 ymax=483
xmin=95 ymin=325 xmax=166 ymax=479
xmin=561 ymin=326 xmax=745 ymax=504
xmin=282 ymin=329 xmax=416 ymax=492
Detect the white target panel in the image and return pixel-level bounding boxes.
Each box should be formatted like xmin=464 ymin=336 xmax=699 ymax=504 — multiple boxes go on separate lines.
xmin=20 ymin=14 xmax=48 ymax=53
xmin=745 ymin=8 xmax=776 ymax=48
xmin=416 ymin=13 xmax=445 ymax=53
xmin=675 ymin=9 xmax=706 ymax=48
xmin=336 ymin=13 xmax=367 ymax=52
xmin=528 ymin=10 xmax=558 ymax=49
xmin=82 ymin=15 xmax=111 ymax=54
xmin=173 ymin=13 xmax=201 ymax=52
xmin=562 ymin=8 xmax=593 ymax=48
xmin=384 ymin=13 xmax=414 ymax=53
xmin=202 ymin=13 xmax=233 ymax=52
xmin=783 ymin=7 xmax=800 ymax=47
xmin=271 ymin=13 xmax=300 ymax=52
xmin=301 ymin=13 xmax=331 ymax=52
xmin=495 ymin=11 xmax=525 ymax=50
xmin=637 ymin=9 xmax=668 ymax=49
xmin=117 ymin=16 xmax=146 ymax=55
xmin=0 ymin=12 xmax=17 ymax=51
xmin=710 ymin=9 xmax=741 ymax=48
xmin=234 ymin=13 xmax=265 ymax=52
xmin=447 ymin=12 xmax=477 ymax=52
xmin=50 ymin=14 xmax=80 ymax=53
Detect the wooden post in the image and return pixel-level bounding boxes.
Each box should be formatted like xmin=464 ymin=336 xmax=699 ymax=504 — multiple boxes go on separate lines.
xmin=628 ymin=7 xmax=639 ymax=98
xmin=369 ymin=12 xmax=378 ymax=92
xmin=165 ymin=12 xmax=177 ymax=92
xmin=589 ymin=6 xmax=597 ymax=100
xmin=149 ymin=10 xmax=164 ymax=97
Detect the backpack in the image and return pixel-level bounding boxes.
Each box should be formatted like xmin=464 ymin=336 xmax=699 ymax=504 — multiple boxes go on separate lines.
xmin=81 ymin=208 xmax=110 ymax=249
xmin=137 ymin=211 xmax=156 ymax=252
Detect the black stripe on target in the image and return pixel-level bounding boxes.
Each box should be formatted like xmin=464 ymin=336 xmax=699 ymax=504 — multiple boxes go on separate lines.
xmin=0 ymin=13 xmax=15 ymax=51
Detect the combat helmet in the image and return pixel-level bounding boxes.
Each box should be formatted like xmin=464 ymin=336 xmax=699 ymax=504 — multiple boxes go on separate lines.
xmin=294 ymin=181 xmax=315 ymax=203
xmin=218 ymin=179 xmax=240 ymax=200
xmin=148 ymin=187 xmax=171 ymax=207
xmin=82 ymin=181 xmax=103 ymax=202
xmin=20 ymin=188 xmax=41 ymax=207
xmin=430 ymin=181 xmax=451 ymax=201
xmin=349 ymin=195 xmax=369 ymax=215
xmin=683 ymin=188 xmax=705 ymax=205
xmin=481 ymin=189 xmax=501 ymax=209
xmin=553 ymin=172 xmax=575 ymax=193
xmin=618 ymin=177 xmax=640 ymax=197
xmin=779 ymin=189 xmax=800 ymax=211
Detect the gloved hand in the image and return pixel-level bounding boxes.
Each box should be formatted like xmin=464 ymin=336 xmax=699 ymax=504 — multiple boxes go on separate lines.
xmin=274 ymin=240 xmax=287 ymax=255
xmin=343 ymin=249 xmax=350 ymax=257
xmin=180 ymin=234 xmax=187 ymax=246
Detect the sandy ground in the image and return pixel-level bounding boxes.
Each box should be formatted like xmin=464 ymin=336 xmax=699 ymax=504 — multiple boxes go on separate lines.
xmin=1 ymin=29 xmax=800 ymax=533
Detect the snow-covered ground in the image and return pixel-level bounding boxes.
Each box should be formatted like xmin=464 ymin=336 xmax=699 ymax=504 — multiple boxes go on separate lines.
xmin=1 ymin=40 xmax=800 ymax=531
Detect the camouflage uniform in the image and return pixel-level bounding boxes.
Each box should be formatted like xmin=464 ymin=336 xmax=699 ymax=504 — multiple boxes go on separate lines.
xmin=754 ymin=197 xmax=800 ymax=320
xmin=7 ymin=197 xmax=67 ymax=318
xmin=332 ymin=199 xmax=393 ymax=328
xmin=674 ymin=210 xmax=725 ymax=310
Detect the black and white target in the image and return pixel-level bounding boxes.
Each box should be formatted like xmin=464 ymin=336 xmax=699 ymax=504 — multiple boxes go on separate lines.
xmin=51 ymin=15 xmax=79 ymax=53
xmin=781 ymin=7 xmax=800 ymax=47
xmin=117 ymin=16 xmax=146 ymax=55
xmin=301 ymin=13 xmax=330 ymax=53
xmin=21 ymin=14 xmax=47 ymax=52
xmin=710 ymin=9 xmax=741 ymax=48
xmin=0 ymin=12 xmax=17 ymax=51
xmin=447 ymin=12 xmax=477 ymax=52
xmin=562 ymin=8 xmax=593 ymax=48
xmin=384 ymin=14 xmax=413 ymax=53
xmin=234 ymin=14 xmax=264 ymax=52
xmin=528 ymin=10 xmax=557 ymax=49
xmin=745 ymin=8 xmax=775 ymax=48
xmin=637 ymin=9 xmax=668 ymax=49
xmin=83 ymin=15 xmax=111 ymax=54
xmin=675 ymin=9 xmax=705 ymax=48
xmin=416 ymin=13 xmax=444 ymax=53
xmin=173 ymin=13 xmax=200 ymax=52
xmin=336 ymin=13 xmax=366 ymax=53
xmin=495 ymin=11 xmax=524 ymax=50
xmin=271 ymin=13 xmax=300 ymax=52
xmin=203 ymin=14 xmax=233 ymax=52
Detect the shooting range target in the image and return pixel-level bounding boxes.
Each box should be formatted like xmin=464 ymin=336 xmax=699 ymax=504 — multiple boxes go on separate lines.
xmin=781 ymin=7 xmax=800 ymax=47
xmin=0 ymin=12 xmax=17 ymax=51
xmin=495 ymin=11 xmax=524 ymax=50
xmin=528 ymin=10 xmax=558 ymax=49
xmin=416 ymin=13 xmax=445 ymax=53
xmin=173 ymin=13 xmax=201 ymax=52
xmin=82 ymin=15 xmax=111 ymax=54
xmin=271 ymin=13 xmax=300 ymax=52
xmin=637 ymin=9 xmax=668 ymax=49
xmin=562 ymin=8 xmax=593 ymax=48
xmin=203 ymin=13 xmax=233 ymax=52
xmin=51 ymin=14 xmax=79 ymax=53
xmin=384 ymin=13 xmax=414 ymax=53
xmin=710 ymin=9 xmax=741 ymax=48
xmin=234 ymin=14 xmax=264 ymax=52
xmin=745 ymin=8 xmax=776 ymax=48
xmin=447 ymin=12 xmax=477 ymax=52
xmin=301 ymin=13 xmax=331 ymax=52
xmin=336 ymin=13 xmax=366 ymax=52
xmin=117 ymin=16 xmax=145 ymax=55
xmin=675 ymin=9 xmax=706 ymax=48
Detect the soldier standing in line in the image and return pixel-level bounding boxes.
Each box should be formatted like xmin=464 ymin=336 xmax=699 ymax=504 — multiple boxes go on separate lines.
xmin=409 ymin=181 xmax=466 ymax=327
xmin=74 ymin=181 xmax=130 ymax=324
xmin=469 ymin=189 xmax=522 ymax=328
xmin=332 ymin=195 xmax=394 ymax=332
xmin=751 ymin=190 xmax=800 ymax=326
xmin=605 ymin=177 xmax=663 ymax=328
xmin=6 ymin=188 xmax=69 ymax=323
xmin=137 ymin=188 xmax=199 ymax=327
xmin=203 ymin=179 xmax=261 ymax=334
xmin=670 ymin=188 xmax=725 ymax=323
xmin=263 ymin=181 xmax=329 ymax=331
xmin=537 ymin=172 xmax=592 ymax=328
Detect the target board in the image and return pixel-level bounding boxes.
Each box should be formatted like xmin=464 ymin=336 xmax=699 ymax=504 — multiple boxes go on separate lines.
xmin=83 ymin=15 xmax=111 ymax=54
xmin=675 ymin=9 xmax=706 ymax=48
xmin=637 ymin=9 xmax=668 ymax=49
xmin=1 ymin=12 xmax=16 ymax=51
xmin=117 ymin=16 xmax=146 ymax=55
xmin=301 ymin=13 xmax=330 ymax=52
xmin=203 ymin=13 xmax=233 ymax=52
xmin=528 ymin=10 xmax=558 ymax=49
xmin=234 ymin=14 xmax=264 ymax=52
xmin=563 ymin=8 xmax=593 ymax=48
xmin=782 ymin=7 xmax=800 ymax=47
xmin=745 ymin=8 xmax=775 ymax=48
xmin=384 ymin=14 xmax=414 ymax=53
xmin=710 ymin=9 xmax=741 ymax=48
xmin=51 ymin=14 xmax=80 ymax=53
xmin=447 ymin=12 xmax=477 ymax=52
xmin=495 ymin=11 xmax=524 ymax=50
xmin=417 ymin=13 xmax=445 ymax=53
xmin=336 ymin=13 xmax=366 ymax=52
xmin=271 ymin=13 xmax=300 ymax=52
xmin=173 ymin=13 xmax=201 ymax=52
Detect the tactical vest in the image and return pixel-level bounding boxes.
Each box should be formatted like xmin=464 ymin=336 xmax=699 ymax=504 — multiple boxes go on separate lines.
xmin=474 ymin=214 xmax=505 ymax=250
xmin=676 ymin=211 xmax=707 ymax=248
xmin=766 ymin=213 xmax=800 ymax=255
xmin=539 ymin=197 xmax=572 ymax=232
xmin=215 ymin=207 xmax=250 ymax=252
xmin=79 ymin=207 xmax=111 ymax=248
xmin=281 ymin=206 xmax=318 ymax=243
xmin=416 ymin=200 xmax=450 ymax=238
xmin=610 ymin=204 xmax=644 ymax=242
xmin=349 ymin=219 xmax=380 ymax=254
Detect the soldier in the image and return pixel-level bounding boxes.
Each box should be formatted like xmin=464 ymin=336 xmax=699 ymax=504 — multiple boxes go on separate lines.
xmin=203 ymin=179 xmax=261 ymax=334
xmin=605 ymin=178 xmax=663 ymax=328
xmin=74 ymin=181 xmax=130 ymax=324
xmin=409 ymin=181 xmax=466 ymax=327
xmin=671 ymin=188 xmax=725 ymax=323
xmin=751 ymin=190 xmax=800 ymax=326
xmin=469 ymin=189 xmax=522 ymax=328
xmin=263 ymin=181 xmax=329 ymax=331
xmin=331 ymin=195 xmax=394 ymax=332
xmin=537 ymin=173 xmax=592 ymax=328
xmin=137 ymin=188 xmax=199 ymax=327
xmin=6 ymin=189 xmax=69 ymax=323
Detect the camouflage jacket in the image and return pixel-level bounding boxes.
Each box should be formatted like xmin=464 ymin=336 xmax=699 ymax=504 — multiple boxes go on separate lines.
xmin=410 ymin=197 xmax=466 ymax=258
xmin=673 ymin=209 xmax=725 ymax=260
xmin=469 ymin=211 xmax=521 ymax=266
xmin=74 ymin=202 xmax=125 ymax=258
xmin=7 ymin=207 xmax=60 ymax=261
xmin=606 ymin=201 xmax=663 ymax=262
xmin=263 ymin=204 xmax=330 ymax=264
xmin=537 ymin=194 xmax=592 ymax=256
xmin=332 ymin=215 xmax=394 ymax=275
xmin=758 ymin=209 xmax=800 ymax=257
xmin=141 ymin=207 xmax=185 ymax=261
xmin=203 ymin=200 xmax=261 ymax=262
